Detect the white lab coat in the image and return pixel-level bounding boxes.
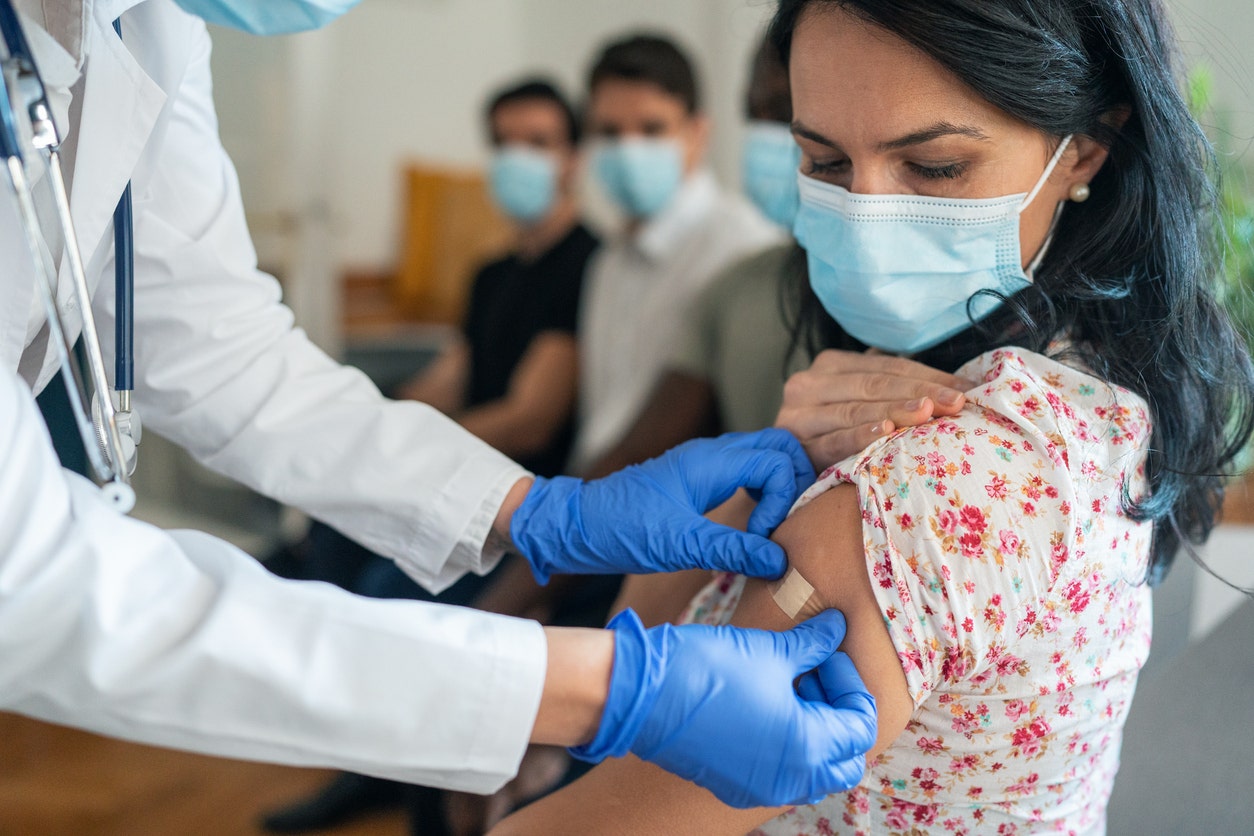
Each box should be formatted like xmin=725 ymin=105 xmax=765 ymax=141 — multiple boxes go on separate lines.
xmin=0 ymin=0 xmax=545 ymax=792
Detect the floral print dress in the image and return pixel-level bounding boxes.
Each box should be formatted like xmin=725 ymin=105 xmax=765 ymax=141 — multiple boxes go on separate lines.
xmin=680 ymin=348 xmax=1154 ymax=836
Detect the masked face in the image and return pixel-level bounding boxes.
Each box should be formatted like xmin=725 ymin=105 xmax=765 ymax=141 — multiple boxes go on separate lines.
xmin=795 ymin=137 xmax=1072 ymax=354
xmin=172 ymin=0 xmax=360 ymax=34
xmin=787 ymin=6 xmax=1106 ymax=354
xmin=587 ymin=77 xmax=707 ymax=220
xmin=591 ymin=138 xmax=683 ymax=219
xmin=487 ymin=97 xmax=575 ymax=224
xmin=489 ymin=147 xmax=558 ymax=223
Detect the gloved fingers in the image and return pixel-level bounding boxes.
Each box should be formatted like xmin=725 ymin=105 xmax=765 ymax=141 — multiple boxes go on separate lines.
xmin=780 ymin=609 xmax=848 ymax=673
xmin=732 ymin=427 xmax=817 ymax=494
xmin=719 ymin=447 xmax=804 ymax=537
xmin=795 ymin=669 xmax=826 ymax=702
xmin=809 ymin=652 xmax=878 ymax=759
xmin=679 ymin=444 xmax=799 ymax=536
xmin=794 ymin=753 xmax=868 ymax=806
xmin=687 ymin=518 xmax=788 ymax=578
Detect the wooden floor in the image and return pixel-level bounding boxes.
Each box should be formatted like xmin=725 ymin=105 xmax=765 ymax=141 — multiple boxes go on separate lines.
xmin=0 ymin=714 xmax=408 ymax=836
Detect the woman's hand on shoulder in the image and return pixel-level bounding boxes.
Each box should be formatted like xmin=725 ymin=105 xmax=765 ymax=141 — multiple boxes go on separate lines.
xmin=776 ymin=349 xmax=976 ymax=473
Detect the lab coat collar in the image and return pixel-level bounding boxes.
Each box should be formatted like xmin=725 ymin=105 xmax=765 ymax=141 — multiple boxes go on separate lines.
xmin=12 ymin=0 xmax=88 ymax=66
xmin=0 ymin=6 xmax=82 ymax=376
xmin=13 ymin=1 xmax=153 ymax=65
xmin=633 ymin=169 xmax=719 ymax=263
xmin=96 ymin=0 xmax=150 ymax=27
xmin=0 ymin=2 xmax=167 ymax=385
xmin=71 ymin=8 xmax=167 ymax=267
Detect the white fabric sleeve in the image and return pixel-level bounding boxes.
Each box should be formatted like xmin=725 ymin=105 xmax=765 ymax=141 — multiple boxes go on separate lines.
xmin=0 ymin=371 xmax=545 ymax=793
xmin=96 ymin=16 xmax=526 ymax=593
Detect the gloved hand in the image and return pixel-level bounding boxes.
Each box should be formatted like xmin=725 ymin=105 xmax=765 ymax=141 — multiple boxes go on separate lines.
xmin=511 ymin=429 xmax=815 ymax=583
xmin=570 ymin=608 xmax=877 ymax=809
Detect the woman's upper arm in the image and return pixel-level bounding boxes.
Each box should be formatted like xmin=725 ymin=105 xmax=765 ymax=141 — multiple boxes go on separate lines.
xmin=731 ymin=484 xmax=915 ymax=764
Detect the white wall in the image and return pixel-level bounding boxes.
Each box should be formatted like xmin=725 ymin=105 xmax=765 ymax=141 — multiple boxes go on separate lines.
xmin=211 ymin=0 xmax=774 ymax=279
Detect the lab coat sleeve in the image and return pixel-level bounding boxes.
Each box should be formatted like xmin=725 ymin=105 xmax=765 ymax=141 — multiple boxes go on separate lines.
xmin=105 ymin=15 xmax=527 ymax=593
xmin=0 ymin=370 xmax=546 ymax=792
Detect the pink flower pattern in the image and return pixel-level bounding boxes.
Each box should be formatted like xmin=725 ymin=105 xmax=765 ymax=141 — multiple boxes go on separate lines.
xmin=682 ymin=349 xmax=1154 ymax=835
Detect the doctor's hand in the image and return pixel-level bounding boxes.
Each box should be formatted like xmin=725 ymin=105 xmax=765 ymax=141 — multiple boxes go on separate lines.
xmin=510 ymin=429 xmax=813 ymax=583
xmin=570 ymin=608 xmax=876 ymax=809
xmin=776 ymin=349 xmax=975 ymax=473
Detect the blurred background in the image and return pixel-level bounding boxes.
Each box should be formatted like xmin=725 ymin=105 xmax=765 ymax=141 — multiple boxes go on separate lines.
xmin=2 ymin=1 xmax=1252 ymax=834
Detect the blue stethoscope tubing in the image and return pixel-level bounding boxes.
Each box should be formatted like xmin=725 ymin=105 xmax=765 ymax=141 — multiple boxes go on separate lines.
xmin=1 ymin=1 xmax=137 ymax=511
xmin=112 ymin=19 xmax=135 ymax=400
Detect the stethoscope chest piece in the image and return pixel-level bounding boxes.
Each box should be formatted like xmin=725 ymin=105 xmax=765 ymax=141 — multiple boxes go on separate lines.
xmin=91 ymin=390 xmax=141 ymax=477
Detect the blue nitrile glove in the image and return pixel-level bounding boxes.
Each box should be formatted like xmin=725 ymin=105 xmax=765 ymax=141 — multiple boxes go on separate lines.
xmin=511 ymin=429 xmax=815 ymax=583
xmin=571 ymin=608 xmax=878 ymax=809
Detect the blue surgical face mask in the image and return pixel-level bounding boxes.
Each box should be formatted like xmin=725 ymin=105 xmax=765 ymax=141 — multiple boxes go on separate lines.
xmin=794 ymin=135 xmax=1073 ymax=355
xmin=173 ymin=0 xmax=360 ymax=34
xmin=742 ymin=121 xmax=802 ymax=230
xmin=489 ymin=146 xmax=558 ymax=223
xmin=593 ymin=138 xmax=684 ymax=219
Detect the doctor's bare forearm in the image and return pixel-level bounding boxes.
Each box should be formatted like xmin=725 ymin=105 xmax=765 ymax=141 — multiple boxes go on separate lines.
xmin=489 ymin=476 xmax=535 ymax=555
xmin=530 ymin=627 xmax=614 ymax=747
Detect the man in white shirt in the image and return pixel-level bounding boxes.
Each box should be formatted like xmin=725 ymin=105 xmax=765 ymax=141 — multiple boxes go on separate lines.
xmin=572 ymin=33 xmax=783 ymax=474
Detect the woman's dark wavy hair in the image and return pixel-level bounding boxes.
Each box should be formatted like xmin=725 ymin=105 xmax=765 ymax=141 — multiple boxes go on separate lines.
xmin=771 ymin=0 xmax=1254 ymax=584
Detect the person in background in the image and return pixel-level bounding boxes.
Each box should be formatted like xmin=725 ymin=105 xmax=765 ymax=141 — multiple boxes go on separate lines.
xmin=583 ymin=36 xmax=801 ymax=483
xmin=568 ymin=32 xmax=782 ymax=475
xmin=394 ymin=79 xmax=597 ymax=476
xmin=260 ymin=77 xmax=597 ymax=835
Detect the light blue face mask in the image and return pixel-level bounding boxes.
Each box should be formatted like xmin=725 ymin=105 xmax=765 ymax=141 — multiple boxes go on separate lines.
xmin=173 ymin=0 xmax=360 ymax=35
xmin=742 ymin=121 xmax=802 ymax=230
xmin=489 ymin=146 xmax=558 ymax=223
xmin=593 ymin=138 xmax=684 ymax=219
xmin=794 ymin=135 xmax=1073 ymax=355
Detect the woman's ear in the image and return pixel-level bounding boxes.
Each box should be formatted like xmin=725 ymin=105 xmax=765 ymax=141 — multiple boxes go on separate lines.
xmin=1069 ymin=106 xmax=1132 ymax=186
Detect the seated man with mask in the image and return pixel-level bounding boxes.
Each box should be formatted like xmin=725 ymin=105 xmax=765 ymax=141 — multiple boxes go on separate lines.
xmin=569 ymin=32 xmax=782 ymax=475
xmin=584 ymin=34 xmax=804 ymax=486
xmin=261 ymin=77 xmax=598 ymax=834
xmin=395 ymin=78 xmax=597 ymax=475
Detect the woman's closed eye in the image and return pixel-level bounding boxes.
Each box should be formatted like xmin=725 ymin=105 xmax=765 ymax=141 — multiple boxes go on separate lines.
xmin=804 ymin=156 xmax=970 ymax=185
xmin=907 ymin=160 xmax=968 ymax=180
xmin=805 ymin=157 xmax=850 ymax=178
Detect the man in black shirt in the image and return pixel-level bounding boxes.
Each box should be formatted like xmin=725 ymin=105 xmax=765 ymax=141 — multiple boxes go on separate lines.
xmin=261 ymin=79 xmax=598 ymax=835
xmin=396 ymin=79 xmax=598 ymax=477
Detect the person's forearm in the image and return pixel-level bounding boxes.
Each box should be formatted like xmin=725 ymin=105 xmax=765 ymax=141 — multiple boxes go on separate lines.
xmin=458 ymin=400 xmax=564 ymax=460
xmin=489 ymin=476 xmax=534 ymax=556
xmin=393 ymin=342 xmax=469 ymax=413
xmin=531 ymin=627 xmax=614 ymax=747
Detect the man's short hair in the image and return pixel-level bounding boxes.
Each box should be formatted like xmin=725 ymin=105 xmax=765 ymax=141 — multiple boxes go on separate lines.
xmin=588 ymin=33 xmax=700 ymax=114
xmin=485 ymin=78 xmax=581 ymax=145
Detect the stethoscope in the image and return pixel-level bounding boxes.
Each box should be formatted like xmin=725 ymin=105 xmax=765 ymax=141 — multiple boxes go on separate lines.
xmin=1 ymin=2 xmax=139 ymax=513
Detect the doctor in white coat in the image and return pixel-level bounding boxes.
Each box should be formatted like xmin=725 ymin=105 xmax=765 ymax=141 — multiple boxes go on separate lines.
xmin=0 ymin=0 xmax=878 ymax=811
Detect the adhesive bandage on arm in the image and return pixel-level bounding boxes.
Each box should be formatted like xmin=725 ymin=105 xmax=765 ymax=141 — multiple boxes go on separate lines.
xmin=768 ymin=565 xmax=824 ymax=621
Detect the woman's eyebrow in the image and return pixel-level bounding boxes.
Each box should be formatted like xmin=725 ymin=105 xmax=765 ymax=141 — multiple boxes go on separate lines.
xmin=791 ymin=119 xmax=990 ymax=150
xmin=879 ymin=121 xmax=991 ymax=150
xmin=791 ymin=120 xmax=840 ymax=148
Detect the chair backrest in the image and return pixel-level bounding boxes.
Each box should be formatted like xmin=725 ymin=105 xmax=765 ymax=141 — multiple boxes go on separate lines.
xmin=394 ymin=163 xmax=513 ymax=323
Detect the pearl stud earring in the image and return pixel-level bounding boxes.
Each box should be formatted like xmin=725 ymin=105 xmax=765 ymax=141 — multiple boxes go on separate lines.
xmin=1069 ymin=182 xmax=1091 ymax=202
